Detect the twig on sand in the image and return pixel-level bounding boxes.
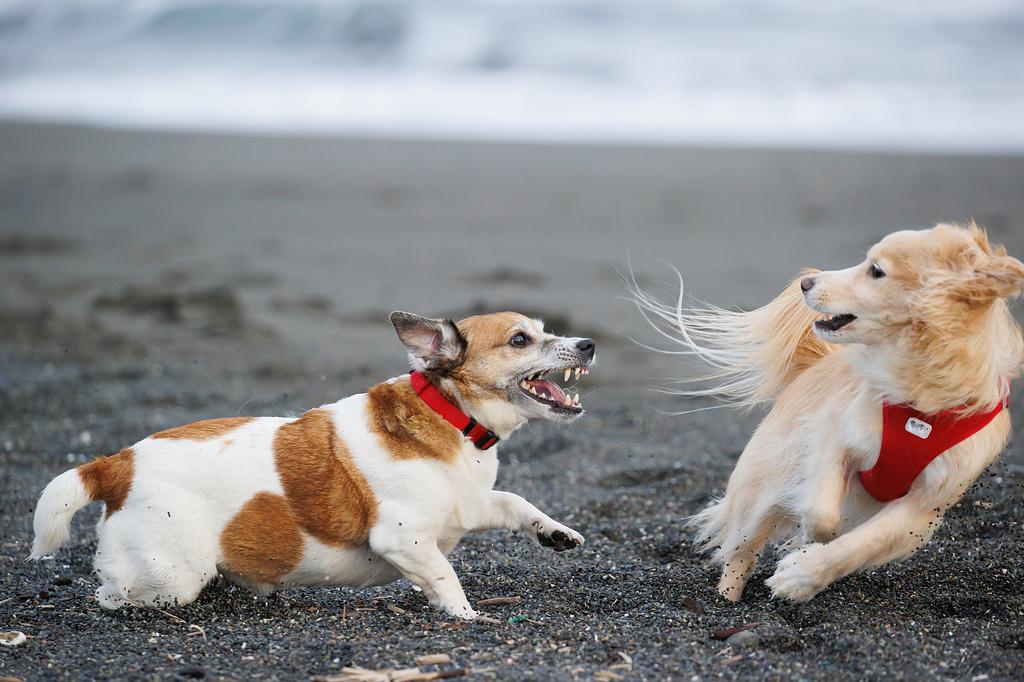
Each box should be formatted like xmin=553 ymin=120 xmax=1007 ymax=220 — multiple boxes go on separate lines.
xmin=385 ymin=604 xmax=407 ymax=616
xmin=475 ymin=596 xmax=521 ymax=607
xmin=593 ymin=652 xmax=633 ymax=680
xmin=474 ymin=615 xmax=501 ymax=625
xmin=710 ymin=623 xmax=758 ymax=640
xmin=154 ymin=607 xmax=186 ymax=624
xmin=315 ymin=653 xmax=472 ymax=681
xmin=153 ymin=607 xmax=207 ymax=639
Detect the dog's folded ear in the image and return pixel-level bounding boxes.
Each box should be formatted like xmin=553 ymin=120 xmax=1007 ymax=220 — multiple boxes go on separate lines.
xmin=936 ymin=253 xmax=1024 ymax=309
xmin=389 ymin=311 xmax=467 ymax=372
xmin=977 ymin=253 xmax=1024 ymax=300
xmin=955 ymin=223 xmax=1024 ymax=303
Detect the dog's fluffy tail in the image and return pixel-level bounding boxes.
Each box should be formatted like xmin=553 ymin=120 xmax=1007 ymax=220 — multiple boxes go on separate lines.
xmin=30 ymin=468 xmax=94 ymax=559
xmin=626 ymin=266 xmax=834 ymax=409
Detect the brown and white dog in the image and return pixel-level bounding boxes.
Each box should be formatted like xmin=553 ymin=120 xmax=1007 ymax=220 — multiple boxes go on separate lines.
xmin=31 ymin=311 xmax=595 ymax=619
xmin=631 ymin=223 xmax=1024 ymax=602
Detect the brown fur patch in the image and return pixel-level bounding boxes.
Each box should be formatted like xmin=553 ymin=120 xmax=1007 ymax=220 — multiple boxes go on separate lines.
xmin=457 ymin=311 xmax=528 ymax=351
xmin=151 ymin=417 xmax=255 ymax=441
xmin=366 ymin=378 xmax=463 ymax=461
xmin=78 ymin=448 xmax=135 ymax=519
xmin=220 ymin=492 xmax=303 ymax=584
xmin=450 ymin=312 xmax=534 ymax=401
xmin=273 ymin=408 xmax=379 ymax=545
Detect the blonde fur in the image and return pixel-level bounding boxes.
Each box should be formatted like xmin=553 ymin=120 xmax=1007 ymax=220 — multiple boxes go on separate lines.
xmin=626 ymin=267 xmax=832 ymax=409
xmin=632 ymin=223 xmax=1024 ymax=602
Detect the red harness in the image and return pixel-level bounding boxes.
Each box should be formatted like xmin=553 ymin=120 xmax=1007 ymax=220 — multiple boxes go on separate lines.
xmin=408 ymin=370 xmax=500 ymax=451
xmin=858 ymin=388 xmax=1009 ymax=502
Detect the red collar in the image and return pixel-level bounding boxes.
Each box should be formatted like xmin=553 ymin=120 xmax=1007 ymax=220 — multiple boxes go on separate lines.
xmin=408 ymin=370 xmax=500 ymax=451
xmin=859 ymin=386 xmax=1010 ymax=502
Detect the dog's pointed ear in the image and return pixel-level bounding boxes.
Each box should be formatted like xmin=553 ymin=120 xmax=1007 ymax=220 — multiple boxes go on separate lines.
xmin=389 ymin=311 xmax=467 ymax=372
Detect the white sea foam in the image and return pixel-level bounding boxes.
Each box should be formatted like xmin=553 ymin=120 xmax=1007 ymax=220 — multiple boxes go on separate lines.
xmin=0 ymin=0 xmax=1021 ymax=152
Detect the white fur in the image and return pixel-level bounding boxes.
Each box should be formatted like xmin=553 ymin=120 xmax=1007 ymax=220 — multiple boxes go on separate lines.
xmin=31 ymin=469 xmax=93 ymax=559
xmin=31 ymin=311 xmax=594 ymax=619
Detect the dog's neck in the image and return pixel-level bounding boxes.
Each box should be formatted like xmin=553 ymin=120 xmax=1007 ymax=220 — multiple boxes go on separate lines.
xmin=852 ymin=301 xmax=1021 ymax=413
xmin=438 ymin=380 xmax=526 ymax=440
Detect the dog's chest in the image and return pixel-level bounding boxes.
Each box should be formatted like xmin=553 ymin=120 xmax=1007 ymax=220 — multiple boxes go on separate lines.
xmin=459 ymin=445 xmax=500 ymax=489
xmin=836 ymin=392 xmax=884 ymax=467
xmin=440 ymin=446 xmax=500 ymax=537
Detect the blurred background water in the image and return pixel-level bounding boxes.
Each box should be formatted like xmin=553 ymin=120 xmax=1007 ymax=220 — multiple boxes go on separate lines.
xmin=1 ymin=0 xmax=1022 ymax=152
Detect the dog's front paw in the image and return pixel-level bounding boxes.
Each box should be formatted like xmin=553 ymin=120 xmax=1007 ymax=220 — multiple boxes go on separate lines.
xmin=766 ymin=544 xmax=834 ymax=602
xmin=437 ymin=598 xmax=478 ymax=621
xmin=532 ymin=519 xmax=584 ymax=552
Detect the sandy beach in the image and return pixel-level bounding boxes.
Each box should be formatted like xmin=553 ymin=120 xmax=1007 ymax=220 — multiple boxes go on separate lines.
xmin=1 ymin=121 xmax=1022 ymax=680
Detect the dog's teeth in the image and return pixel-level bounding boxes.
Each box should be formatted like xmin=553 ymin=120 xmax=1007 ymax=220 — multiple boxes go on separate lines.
xmin=563 ymin=368 xmax=571 ymax=382
xmin=530 ymin=387 xmax=538 ymax=395
xmin=573 ymin=393 xmax=580 ymax=405
xmin=563 ymin=395 xmax=572 ymax=406
xmin=574 ymin=368 xmax=581 ymax=380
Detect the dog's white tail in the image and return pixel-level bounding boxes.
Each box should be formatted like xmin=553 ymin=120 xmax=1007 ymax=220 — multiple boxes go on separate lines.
xmin=30 ymin=469 xmax=94 ymax=559
xmin=32 ymin=449 xmax=134 ymax=559
xmin=626 ymin=266 xmax=834 ymax=409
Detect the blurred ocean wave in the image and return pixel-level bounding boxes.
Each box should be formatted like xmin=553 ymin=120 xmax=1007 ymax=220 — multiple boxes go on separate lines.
xmin=1 ymin=0 xmax=1022 ymax=151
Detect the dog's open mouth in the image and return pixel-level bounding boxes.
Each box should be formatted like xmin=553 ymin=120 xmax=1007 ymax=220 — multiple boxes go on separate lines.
xmin=519 ymin=366 xmax=589 ymax=412
xmin=815 ymin=313 xmax=857 ymax=332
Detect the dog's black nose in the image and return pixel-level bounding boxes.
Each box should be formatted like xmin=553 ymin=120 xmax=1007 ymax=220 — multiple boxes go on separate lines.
xmin=576 ymin=338 xmax=596 ymax=359
xmin=800 ymin=277 xmax=816 ymax=293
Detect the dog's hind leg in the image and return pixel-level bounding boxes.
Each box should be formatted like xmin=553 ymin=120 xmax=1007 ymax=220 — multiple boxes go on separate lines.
xmin=95 ymin=536 xmax=212 ymax=609
xmin=93 ymin=496 xmax=218 ymax=609
xmin=714 ymin=505 xmax=779 ymax=602
xmin=691 ymin=427 xmax=787 ymax=601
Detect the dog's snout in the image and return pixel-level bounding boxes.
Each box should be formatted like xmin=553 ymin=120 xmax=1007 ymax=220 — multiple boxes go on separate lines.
xmin=800 ymin=276 xmax=817 ymax=293
xmin=576 ymin=338 xmax=596 ymax=359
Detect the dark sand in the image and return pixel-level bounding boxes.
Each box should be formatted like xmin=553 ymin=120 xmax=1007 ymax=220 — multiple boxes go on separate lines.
xmin=1 ymin=121 xmax=1023 ymax=680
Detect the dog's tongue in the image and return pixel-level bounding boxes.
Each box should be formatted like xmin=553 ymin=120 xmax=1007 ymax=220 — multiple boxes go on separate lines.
xmin=526 ymin=379 xmax=566 ymax=402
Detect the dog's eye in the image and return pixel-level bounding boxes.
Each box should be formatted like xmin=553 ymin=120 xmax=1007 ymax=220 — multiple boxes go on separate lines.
xmin=869 ymin=263 xmax=886 ymax=279
xmin=510 ymin=333 xmax=530 ymax=347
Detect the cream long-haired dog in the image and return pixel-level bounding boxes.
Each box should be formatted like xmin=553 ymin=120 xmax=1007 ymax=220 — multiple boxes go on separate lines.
xmin=630 ymin=223 xmax=1024 ymax=602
